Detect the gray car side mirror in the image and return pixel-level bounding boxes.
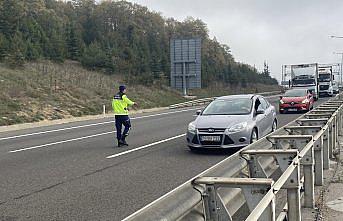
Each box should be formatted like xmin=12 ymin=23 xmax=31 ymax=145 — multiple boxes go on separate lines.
xmin=196 ymin=110 xmax=202 ymax=115
xmin=256 ymin=110 xmax=265 ymax=115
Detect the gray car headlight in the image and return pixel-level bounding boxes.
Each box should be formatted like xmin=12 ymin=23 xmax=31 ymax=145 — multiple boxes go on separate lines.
xmin=228 ymin=122 xmax=248 ymax=133
xmin=188 ymin=122 xmax=196 ymax=133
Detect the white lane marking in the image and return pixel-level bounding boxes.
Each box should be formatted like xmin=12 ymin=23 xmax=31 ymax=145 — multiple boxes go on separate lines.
xmin=0 ymin=108 xmax=197 ymax=141
xmin=131 ymin=108 xmax=197 ymax=120
xmin=9 ymin=131 xmax=115 ymax=153
xmin=106 ymin=134 xmax=185 ymax=159
xmin=0 ymin=122 xmax=113 ymax=141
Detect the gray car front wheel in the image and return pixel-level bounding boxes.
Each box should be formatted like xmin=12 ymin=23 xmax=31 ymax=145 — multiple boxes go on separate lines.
xmin=271 ymin=120 xmax=277 ymax=133
xmin=250 ymin=129 xmax=258 ymax=143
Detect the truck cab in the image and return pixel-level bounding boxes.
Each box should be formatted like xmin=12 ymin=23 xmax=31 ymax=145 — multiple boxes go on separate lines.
xmin=318 ymin=68 xmax=334 ymax=97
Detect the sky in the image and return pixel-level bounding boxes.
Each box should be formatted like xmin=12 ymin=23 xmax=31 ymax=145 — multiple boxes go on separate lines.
xmin=126 ymin=0 xmax=343 ymax=82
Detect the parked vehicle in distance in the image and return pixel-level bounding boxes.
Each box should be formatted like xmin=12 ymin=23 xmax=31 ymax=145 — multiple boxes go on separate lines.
xmin=288 ymin=63 xmax=319 ymax=101
xmin=333 ymin=81 xmax=339 ymax=94
xmin=318 ymin=65 xmax=334 ymax=97
xmin=279 ymin=88 xmax=314 ymax=114
xmin=187 ymin=94 xmax=277 ymax=151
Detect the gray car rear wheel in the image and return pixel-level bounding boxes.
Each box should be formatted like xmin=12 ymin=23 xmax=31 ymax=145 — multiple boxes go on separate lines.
xmin=271 ymin=120 xmax=277 ymax=133
xmin=250 ymin=129 xmax=258 ymax=143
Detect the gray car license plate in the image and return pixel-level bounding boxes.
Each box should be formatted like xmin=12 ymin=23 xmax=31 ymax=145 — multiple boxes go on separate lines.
xmin=200 ymin=136 xmax=221 ymax=142
xmin=288 ymin=108 xmax=297 ymax=112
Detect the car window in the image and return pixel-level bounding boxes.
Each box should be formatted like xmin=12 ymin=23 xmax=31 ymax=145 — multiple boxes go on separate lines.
xmin=284 ymin=89 xmax=307 ymax=97
xmin=257 ymin=98 xmax=268 ymax=111
xmin=202 ymin=98 xmax=252 ymax=115
xmin=261 ymin=98 xmax=270 ymax=108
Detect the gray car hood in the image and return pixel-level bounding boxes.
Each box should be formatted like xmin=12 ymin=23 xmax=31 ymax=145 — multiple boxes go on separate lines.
xmin=194 ymin=114 xmax=251 ymax=129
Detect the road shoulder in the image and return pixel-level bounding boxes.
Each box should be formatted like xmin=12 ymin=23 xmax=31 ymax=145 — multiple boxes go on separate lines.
xmin=302 ymin=137 xmax=343 ymax=220
xmin=0 ymin=107 xmax=168 ymax=133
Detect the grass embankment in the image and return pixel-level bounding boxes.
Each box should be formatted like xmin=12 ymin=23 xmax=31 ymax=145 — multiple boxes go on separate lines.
xmin=0 ymin=61 xmax=186 ymax=126
xmin=0 ymin=61 xmax=281 ymax=126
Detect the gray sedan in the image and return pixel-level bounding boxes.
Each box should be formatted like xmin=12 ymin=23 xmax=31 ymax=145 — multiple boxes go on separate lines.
xmin=187 ymin=94 xmax=277 ymax=151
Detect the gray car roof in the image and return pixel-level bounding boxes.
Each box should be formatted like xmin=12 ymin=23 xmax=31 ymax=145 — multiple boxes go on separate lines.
xmin=216 ymin=94 xmax=257 ymax=100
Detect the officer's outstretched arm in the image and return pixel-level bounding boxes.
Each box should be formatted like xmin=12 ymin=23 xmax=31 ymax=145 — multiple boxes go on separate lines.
xmin=123 ymin=95 xmax=135 ymax=106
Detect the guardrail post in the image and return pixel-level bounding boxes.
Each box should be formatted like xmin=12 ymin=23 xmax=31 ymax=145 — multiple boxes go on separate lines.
xmin=329 ymin=121 xmax=334 ymax=158
xmin=193 ymin=177 xmax=275 ymax=221
xmin=280 ymin=136 xmax=315 ymax=209
xmin=247 ymin=155 xmax=268 ymax=178
xmin=322 ymin=129 xmax=330 ymax=170
xmin=284 ymin=126 xmax=323 ymax=186
xmin=284 ymin=161 xmax=302 ymax=221
xmin=339 ymin=107 xmax=343 ymax=136
xmin=301 ymin=144 xmax=315 ymax=208
xmin=313 ymin=138 xmax=323 ymax=185
xmin=242 ymin=184 xmax=275 ymax=221
xmin=333 ymin=115 xmax=338 ymax=153
xmin=242 ymin=149 xmax=300 ymax=221
xmin=266 ymin=135 xmax=314 ymax=209
xmin=202 ymin=184 xmax=232 ymax=221
xmin=272 ymin=150 xmax=301 ymax=221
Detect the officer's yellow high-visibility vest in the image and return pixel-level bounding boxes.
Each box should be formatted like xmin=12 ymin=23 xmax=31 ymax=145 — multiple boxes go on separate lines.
xmin=112 ymin=92 xmax=135 ymax=115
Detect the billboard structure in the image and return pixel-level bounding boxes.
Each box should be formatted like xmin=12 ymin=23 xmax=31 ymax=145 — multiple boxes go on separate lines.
xmin=170 ymin=38 xmax=201 ymax=95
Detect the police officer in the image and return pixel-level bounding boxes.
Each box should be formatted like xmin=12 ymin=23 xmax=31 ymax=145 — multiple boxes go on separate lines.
xmin=112 ymin=85 xmax=136 ymax=147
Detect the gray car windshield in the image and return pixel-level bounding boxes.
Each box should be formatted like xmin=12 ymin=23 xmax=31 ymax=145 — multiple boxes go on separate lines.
xmin=202 ymin=98 xmax=252 ymax=115
xmin=284 ymin=89 xmax=307 ymax=97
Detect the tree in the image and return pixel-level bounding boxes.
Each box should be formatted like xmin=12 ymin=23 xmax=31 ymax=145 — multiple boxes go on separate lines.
xmin=5 ymin=31 xmax=26 ymax=67
xmin=48 ymin=30 xmax=64 ymax=62
xmin=0 ymin=34 xmax=9 ymax=61
xmin=0 ymin=0 xmax=278 ymax=87
xmin=81 ymin=41 xmax=106 ymax=69
xmin=25 ymin=39 xmax=40 ymax=60
xmin=0 ymin=0 xmax=24 ymax=37
xmin=66 ymin=22 xmax=81 ymax=60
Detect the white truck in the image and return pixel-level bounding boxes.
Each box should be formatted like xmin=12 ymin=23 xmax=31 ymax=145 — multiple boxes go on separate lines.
xmin=287 ymin=63 xmax=319 ymax=100
xmin=318 ymin=65 xmax=334 ymax=97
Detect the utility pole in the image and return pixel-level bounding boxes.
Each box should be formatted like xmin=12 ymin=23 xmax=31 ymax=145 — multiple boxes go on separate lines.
xmin=333 ymin=52 xmax=343 ymax=86
xmin=329 ymin=35 xmax=343 ymax=86
xmin=182 ymin=62 xmax=187 ymax=96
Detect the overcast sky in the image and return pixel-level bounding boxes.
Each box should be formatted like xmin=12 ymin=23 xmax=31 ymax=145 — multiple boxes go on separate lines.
xmin=127 ymin=0 xmax=343 ymax=82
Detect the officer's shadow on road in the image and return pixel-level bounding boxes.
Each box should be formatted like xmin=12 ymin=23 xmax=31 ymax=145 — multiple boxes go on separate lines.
xmin=189 ymin=147 xmax=242 ymax=156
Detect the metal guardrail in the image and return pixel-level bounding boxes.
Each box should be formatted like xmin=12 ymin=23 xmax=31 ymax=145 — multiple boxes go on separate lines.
xmin=124 ymin=93 xmax=343 ymax=221
xmin=168 ymin=91 xmax=282 ymax=109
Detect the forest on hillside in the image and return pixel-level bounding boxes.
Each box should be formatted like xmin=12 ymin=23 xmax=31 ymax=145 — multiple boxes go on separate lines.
xmin=0 ymin=0 xmax=278 ymax=87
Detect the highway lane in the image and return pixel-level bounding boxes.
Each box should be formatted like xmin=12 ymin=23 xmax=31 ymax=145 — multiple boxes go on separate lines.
xmin=0 ymin=108 xmax=200 ymax=153
xmin=0 ymin=97 xmax=329 ymax=221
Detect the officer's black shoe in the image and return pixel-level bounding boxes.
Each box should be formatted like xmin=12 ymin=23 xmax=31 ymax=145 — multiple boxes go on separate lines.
xmin=117 ymin=140 xmax=124 ymax=147
xmin=120 ymin=140 xmax=129 ymax=146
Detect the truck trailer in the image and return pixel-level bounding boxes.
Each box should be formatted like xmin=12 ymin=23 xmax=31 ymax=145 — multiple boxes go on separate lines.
xmin=286 ymin=63 xmax=319 ymax=100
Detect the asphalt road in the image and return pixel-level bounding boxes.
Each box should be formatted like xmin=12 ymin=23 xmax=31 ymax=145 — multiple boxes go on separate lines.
xmin=0 ymin=96 xmax=329 ymax=221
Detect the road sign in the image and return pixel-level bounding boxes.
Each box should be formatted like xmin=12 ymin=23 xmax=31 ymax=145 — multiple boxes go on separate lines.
xmin=170 ymin=38 xmax=202 ymax=95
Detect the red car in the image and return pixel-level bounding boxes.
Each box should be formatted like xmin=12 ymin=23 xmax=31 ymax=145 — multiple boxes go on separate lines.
xmin=279 ymin=88 xmax=314 ymax=114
